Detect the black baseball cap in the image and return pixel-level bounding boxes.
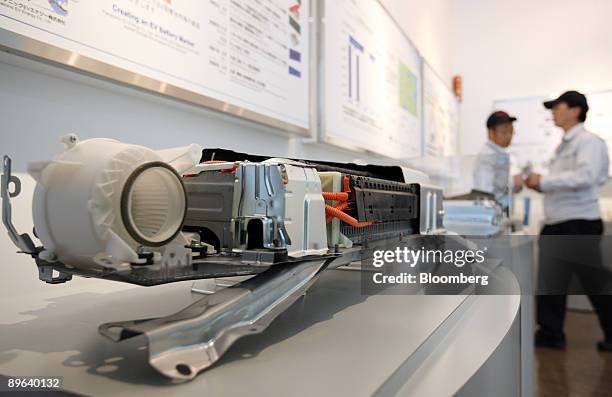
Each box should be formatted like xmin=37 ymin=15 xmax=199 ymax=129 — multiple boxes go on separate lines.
xmin=486 ymin=111 xmax=517 ymax=129
xmin=543 ymin=90 xmax=589 ymax=113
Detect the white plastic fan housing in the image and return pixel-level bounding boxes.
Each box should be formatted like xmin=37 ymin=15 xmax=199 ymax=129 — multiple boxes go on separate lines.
xmin=27 ymin=135 xmax=202 ymax=270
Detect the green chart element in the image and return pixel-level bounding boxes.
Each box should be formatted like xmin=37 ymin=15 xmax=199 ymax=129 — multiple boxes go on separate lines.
xmin=399 ymin=62 xmax=418 ymax=117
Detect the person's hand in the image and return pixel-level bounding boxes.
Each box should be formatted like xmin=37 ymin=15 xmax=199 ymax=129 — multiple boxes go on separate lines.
xmin=512 ymin=173 xmax=524 ymax=193
xmin=525 ymin=173 xmax=542 ymax=191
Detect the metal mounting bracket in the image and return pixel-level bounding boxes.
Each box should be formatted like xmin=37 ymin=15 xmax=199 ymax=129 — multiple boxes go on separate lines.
xmin=1 ymin=155 xmax=36 ymax=254
xmin=99 ymin=258 xmax=330 ymax=380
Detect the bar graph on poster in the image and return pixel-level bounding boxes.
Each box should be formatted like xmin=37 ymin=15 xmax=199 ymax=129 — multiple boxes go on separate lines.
xmin=423 ymin=62 xmax=459 ymax=157
xmin=495 ymin=90 xmax=612 ymax=176
xmin=322 ymin=0 xmax=422 ymax=159
xmin=0 ymin=0 xmax=310 ymax=131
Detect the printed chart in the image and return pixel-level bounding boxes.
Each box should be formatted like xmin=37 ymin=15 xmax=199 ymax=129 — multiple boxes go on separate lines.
xmin=323 ymin=0 xmax=422 ymax=158
xmin=0 ymin=0 xmax=310 ymax=129
xmin=423 ymin=62 xmax=459 ymax=157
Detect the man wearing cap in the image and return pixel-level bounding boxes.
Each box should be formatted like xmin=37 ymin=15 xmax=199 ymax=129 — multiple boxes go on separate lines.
xmin=473 ymin=111 xmax=523 ymax=208
xmin=525 ymin=90 xmax=612 ymax=351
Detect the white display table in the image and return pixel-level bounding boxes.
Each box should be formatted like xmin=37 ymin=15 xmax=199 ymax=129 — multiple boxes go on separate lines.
xmin=0 ymin=175 xmax=525 ymax=396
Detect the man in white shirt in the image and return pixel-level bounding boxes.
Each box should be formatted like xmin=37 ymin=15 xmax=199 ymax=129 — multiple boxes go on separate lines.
xmin=525 ymin=90 xmax=612 ymax=351
xmin=473 ymin=111 xmax=523 ymax=209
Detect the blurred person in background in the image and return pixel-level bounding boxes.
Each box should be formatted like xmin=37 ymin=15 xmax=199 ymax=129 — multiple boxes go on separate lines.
xmin=473 ymin=110 xmax=524 ymax=209
xmin=525 ymin=90 xmax=612 ymax=351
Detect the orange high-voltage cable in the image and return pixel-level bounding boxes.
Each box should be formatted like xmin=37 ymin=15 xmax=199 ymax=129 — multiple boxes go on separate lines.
xmin=325 ymin=204 xmax=373 ymax=227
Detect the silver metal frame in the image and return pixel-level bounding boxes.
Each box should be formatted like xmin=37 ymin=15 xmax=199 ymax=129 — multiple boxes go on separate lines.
xmin=420 ymin=52 xmax=427 ymax=157
xmin=0 ymin=28 xmax=311 ymax=137
xmin=308 ymin=0 xmax=320 ymax=142
xmin=99 ymin=258 xmax=331 ymax=380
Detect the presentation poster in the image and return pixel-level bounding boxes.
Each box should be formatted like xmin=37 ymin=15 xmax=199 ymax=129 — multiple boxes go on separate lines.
xmin=423 ymin=63 xmax=459 ymax=157
xmin=496 ymin=91 xmax=612 ymax=176
xmin=323 ymin=0 xmax=422 ymax=159
xmin=0 ymin=0 xmax=310 ymax=129
xmin=585 ymin=90 xmax=612 ymax=176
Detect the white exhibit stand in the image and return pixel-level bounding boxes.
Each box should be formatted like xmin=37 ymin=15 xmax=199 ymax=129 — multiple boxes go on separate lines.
xmin=0 ymin=175 xmax=530 ymax=396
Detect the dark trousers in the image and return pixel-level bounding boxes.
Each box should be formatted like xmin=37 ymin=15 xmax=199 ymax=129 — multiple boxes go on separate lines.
xmin=537 ymin=219 xmax=612 ymax=341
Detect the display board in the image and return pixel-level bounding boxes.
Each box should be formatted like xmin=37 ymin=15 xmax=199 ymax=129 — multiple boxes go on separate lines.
xmin=495 ymin=90 xmax=612 ymax=175
xmin=0 ymin=0 xmax=310 ymax=133
xmin=585 ymin=91 xmax=612 ymax=170
xmin=494 ymin=96 xmax=561 ymax=174
xmin=422 ymin=62 xmax=459 ymax=157
xmin=322 ymin=0 xmax=422 ymax=159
